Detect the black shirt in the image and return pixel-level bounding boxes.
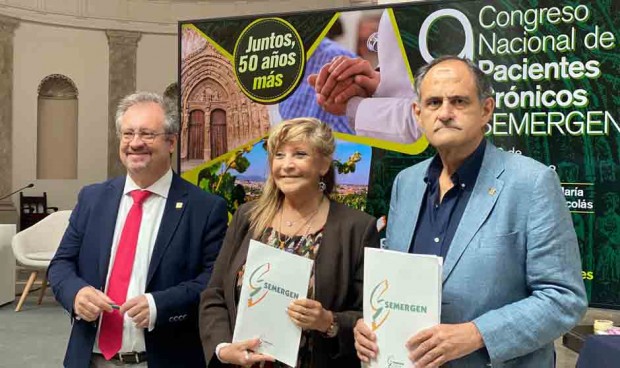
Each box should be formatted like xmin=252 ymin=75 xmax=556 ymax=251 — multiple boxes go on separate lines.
xmin=409 ymin=139 xmax=487 ymax=258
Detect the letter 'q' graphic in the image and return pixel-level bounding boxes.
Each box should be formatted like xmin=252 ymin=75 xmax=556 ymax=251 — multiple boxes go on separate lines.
xmin=419 ymin=9 xmax=474 ymax=62
xmin=370 ymin=279 xmax=391 ymax=331
xmin=247 ymin=262 xmax=271 ymax=307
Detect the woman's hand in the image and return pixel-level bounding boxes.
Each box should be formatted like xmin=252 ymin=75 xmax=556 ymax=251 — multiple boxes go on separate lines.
xmin=287 ymin=299 xmax=333 ymax=332
xmin=219 ymin=338 xmax=275 ymax=366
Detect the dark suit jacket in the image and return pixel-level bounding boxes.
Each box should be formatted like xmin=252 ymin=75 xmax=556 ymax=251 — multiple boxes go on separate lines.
xmin=199 ymin=201 xmax=380 ymax=368
xmin=48 ymin=174 xmax=228 ymax=368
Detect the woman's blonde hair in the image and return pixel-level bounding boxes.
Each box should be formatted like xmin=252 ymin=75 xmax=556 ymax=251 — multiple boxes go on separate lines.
xmin=248 ymin=117 xmax=336 ymax=238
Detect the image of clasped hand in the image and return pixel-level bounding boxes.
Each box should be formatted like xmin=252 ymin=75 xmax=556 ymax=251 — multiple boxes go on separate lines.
xmin=308 ymin=55 xmax=380 ymax=116
xmin=200 ymin=118 xmax=380 ymax=368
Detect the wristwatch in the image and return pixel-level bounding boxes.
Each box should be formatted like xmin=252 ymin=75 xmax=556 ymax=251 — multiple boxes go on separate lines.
xmin=323 ymin=313 xmax=339 ymax=338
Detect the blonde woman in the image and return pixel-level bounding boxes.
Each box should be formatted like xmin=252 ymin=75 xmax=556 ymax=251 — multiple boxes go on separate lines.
xmin=199 ymin=118 xmax=379 ymax=368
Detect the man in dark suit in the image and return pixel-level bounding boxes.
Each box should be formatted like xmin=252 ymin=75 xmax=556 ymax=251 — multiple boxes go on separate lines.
xmin=48 ymin=92 xmax=228 ymax=368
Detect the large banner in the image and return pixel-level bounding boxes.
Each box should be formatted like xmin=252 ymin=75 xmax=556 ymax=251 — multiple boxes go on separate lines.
xmin=179 ymin=0 xmax=620 ymax=308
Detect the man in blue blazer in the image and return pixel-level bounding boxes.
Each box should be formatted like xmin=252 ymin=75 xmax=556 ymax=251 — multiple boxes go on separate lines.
xmin=48 ymin=92 xmax=228 ymax=368
xmin=354 ymin=56 xmax=587 ymax=367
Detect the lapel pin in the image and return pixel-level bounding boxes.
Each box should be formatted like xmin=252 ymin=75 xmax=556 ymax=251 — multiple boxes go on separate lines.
xmin=488 ymin=187 xmax=496 ymax=196
xmin=176 ymin=202 xmax=183 ymax=209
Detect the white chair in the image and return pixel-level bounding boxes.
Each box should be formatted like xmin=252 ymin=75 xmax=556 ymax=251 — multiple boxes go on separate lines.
xmin=11 ymin=210 xmax=71 ymax=312
xmin=0 ymin=224 xmax=17 ymax=306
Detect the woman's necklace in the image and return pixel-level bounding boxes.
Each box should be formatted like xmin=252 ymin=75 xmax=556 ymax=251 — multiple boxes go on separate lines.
xmin=278 ymin=197 xmax=324 ymax=248
xmin=283 ymin=211 xmax=312 ymax=227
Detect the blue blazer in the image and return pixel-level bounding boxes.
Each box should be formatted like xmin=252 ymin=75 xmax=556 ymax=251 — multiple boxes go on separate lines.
xmin=386 ymin=142 xmax=587 ymax=367
xmin=48 ymin=174 xmax=228 ymax=368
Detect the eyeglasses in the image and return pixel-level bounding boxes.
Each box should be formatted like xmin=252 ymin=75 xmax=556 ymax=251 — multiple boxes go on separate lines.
xmin=119 ymin=131 xmax=169 ymax=143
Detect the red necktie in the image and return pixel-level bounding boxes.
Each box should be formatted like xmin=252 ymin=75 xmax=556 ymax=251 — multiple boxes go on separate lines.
xmin=99 ymin=190 xmax=151 ymax=359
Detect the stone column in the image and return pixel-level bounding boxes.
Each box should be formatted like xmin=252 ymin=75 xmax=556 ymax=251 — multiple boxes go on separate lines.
xmin=0 ymin=15 xmax=19 ymax=224
xmin=106 ymin=30 xmax=141 ymax=178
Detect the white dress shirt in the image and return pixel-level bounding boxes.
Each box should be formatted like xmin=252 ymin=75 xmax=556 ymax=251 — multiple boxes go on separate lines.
xmin=94 ymin=169 xmax=172 ymax=354
xmin=347 ymin=10 xmax=422 ymax=144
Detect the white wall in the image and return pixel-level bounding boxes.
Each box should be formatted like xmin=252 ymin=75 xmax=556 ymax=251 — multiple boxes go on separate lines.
xmin=137 ymin=33 xmax=177 ymax=95
xmin=12 ymin=22 xmax=108 ymax=210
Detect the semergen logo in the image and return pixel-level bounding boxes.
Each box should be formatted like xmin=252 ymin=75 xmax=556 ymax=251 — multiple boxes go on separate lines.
xmin=248 ymin=262 xmax=271 ymax=307
xmin=247 ymin=262 xmax=301 ymax=308
xmin=369 ymin=279 xmax=429 ymax=332
xmin=370 ymin=280 xmax=391 ymax=331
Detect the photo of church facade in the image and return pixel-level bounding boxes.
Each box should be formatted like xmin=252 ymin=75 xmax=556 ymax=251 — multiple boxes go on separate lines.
xmin=180 ymin=26 xmax=270 ymax=172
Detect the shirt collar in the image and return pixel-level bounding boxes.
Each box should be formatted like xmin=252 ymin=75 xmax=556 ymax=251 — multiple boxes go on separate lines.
xmin=123 ymin=169 xmax=173 ymax=199
xmin=424 ymin=139 xmax=487 ymax=190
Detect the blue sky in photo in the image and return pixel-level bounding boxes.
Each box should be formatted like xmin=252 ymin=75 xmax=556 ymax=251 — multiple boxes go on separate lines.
xmin=334 ymin=140 xmax=372 ymax=185
xmin=226 ymin=139 xmax=372 ymax=185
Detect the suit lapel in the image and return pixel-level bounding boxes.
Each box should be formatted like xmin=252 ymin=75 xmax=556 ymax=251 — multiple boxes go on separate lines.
xmin=147 ymin=174 xmax=188 ymax=285
xmin=389 ymin=164 xmax=428 ymax=253
xmin=442 ymin=144 xmax=505 ymax=284
xmin=98 ymin=178 xmax=124 ymax=287
xmin=401 ymin=183 xmax=425 ymax=252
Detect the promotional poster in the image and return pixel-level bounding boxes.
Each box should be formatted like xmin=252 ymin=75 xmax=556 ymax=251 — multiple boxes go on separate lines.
xmin=179 ymin=0 xmax=620 ymax=309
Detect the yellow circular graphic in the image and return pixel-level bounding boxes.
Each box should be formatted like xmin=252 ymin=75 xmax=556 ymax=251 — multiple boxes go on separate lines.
xmin=233 ymin=18 xmax=305 ymax=104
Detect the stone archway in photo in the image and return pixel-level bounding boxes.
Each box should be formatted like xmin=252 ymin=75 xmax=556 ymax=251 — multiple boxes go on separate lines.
xmin=180 ymin=27 xmax=270 ymax=163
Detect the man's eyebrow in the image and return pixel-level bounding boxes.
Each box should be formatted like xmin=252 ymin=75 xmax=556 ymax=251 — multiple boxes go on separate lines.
xmin=422 ymin=95 xmax=442 ymax=102
xmin=422 ymin=95 xmax=471 ymax=101
xmin=448 ymin=95 xmax=471 ymax=101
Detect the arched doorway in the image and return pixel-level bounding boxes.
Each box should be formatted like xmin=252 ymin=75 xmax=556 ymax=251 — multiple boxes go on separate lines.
xmin=210 ymin=109 xmax=227 ymax=158
xmin=37 ymin=74 xmax=78 ymax=179
xmin=188 ymin=110 xmax=204 ymax=160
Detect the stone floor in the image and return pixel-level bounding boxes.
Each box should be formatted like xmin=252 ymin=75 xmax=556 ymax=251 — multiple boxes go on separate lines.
xmin=0 ymin=295 xmax=70 ymax=368
xmin=0 ymin=294 xmax=585 ymax=368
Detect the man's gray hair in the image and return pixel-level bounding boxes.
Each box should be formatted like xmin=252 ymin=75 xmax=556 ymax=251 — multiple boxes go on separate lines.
xmin=115 ymin=91 xmax=179 ymax=134
xmin=413 ymin=55 xmax=494 ymax=103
